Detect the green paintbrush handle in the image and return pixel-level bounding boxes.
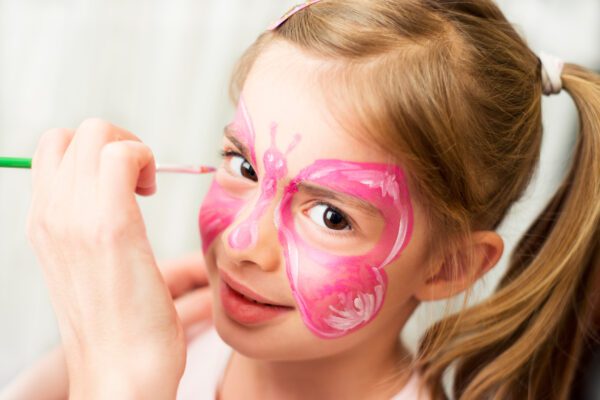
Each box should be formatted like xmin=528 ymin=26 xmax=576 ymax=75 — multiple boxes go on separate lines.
xmin=0 ymin=157 xmax=32 ymax=169
xmin=0 ymin=157 xmax=216 ymax=174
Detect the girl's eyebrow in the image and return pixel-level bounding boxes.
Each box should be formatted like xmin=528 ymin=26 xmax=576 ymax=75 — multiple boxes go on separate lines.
xmin=297 ymin=182 xmax=380 ymax=217
xmin=224 ymin=125 xmax=253 ymax=163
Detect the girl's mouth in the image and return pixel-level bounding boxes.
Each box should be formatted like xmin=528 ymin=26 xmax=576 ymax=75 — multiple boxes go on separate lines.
xmin=218 ymin=273 xmax=294 ymax=325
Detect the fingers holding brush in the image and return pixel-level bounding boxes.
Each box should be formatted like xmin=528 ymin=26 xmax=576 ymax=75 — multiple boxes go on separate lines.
xmin=26 ymin=119 xmax=185 ymax=398
xmin=30 ymin=128 xmax=74 ymax=206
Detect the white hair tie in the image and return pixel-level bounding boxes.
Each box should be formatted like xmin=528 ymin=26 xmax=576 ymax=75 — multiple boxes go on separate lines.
xmin=539 ymin=52 xmax=564 ymax=96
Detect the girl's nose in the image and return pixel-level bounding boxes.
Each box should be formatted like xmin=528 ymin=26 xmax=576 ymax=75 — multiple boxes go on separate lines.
xmin=222 ymin=199 xmax=282 ymax=272
xmin=223 ymin=124 xmax=297 ymax=272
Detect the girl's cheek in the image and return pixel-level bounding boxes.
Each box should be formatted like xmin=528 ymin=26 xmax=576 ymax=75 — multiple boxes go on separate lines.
xmin=198 ymin=179 xmax=245 ymax=252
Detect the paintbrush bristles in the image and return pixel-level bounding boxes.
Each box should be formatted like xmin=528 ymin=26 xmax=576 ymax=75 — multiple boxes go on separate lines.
xmin=155 ymin=164 xmax=216 ymax=174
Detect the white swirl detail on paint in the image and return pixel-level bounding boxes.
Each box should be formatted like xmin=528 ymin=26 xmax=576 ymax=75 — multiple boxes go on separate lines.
xmin=341 ymin=169 xmax=409 ymax=268
xmin=359 ymin=172 xmax=400 ymax=200
xmin=380 ymin=218 xmax=409 ymax=268
xmin=324 ymin=268 xmax=385 ymax=332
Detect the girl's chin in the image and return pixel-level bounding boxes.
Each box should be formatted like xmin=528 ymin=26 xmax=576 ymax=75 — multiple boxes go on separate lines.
xmin=212 ymin=308 xmax=355 ymax=362
xmin=212 ymin=309 xmax=297 ymax=359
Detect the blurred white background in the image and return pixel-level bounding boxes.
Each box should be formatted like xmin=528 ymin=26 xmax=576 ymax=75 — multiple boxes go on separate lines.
xmin=0 ymin=0 xmax=598 ymax=389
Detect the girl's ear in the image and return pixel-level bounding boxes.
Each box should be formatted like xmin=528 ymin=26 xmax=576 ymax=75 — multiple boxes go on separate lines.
xmin=414 ymin=231 xmax=504 ymax=301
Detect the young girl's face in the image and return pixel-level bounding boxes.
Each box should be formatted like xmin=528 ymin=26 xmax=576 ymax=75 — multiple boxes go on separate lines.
xmin=199 ymin=41 xmax=433 ymax=360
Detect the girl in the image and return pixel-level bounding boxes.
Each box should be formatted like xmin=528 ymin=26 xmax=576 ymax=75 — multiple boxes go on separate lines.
xmin=9 ymin=0 xmax=600 ymax=398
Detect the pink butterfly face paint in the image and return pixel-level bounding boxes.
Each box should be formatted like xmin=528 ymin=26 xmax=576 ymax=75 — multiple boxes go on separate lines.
xmin=199 ymin=97 xmax=256 ymax=251
xmin=275 ymin=160 xmax=413 ymax=338
xmin=199 ymin=180 xmax=244 ymax=252
xmin=228 ymin=124 xmax=300 ymax=250
xmin=199 ymin=96 xmax=413 ymax=339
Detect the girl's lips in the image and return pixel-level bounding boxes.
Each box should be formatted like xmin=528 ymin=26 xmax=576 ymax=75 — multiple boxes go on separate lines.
xmin=219 ymin=269 xmax=291 ymax=307
xmin=218 ymin=273 xmax=294 ymax=326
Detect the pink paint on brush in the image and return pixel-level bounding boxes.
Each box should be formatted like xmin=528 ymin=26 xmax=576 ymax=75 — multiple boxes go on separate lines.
xmin=275 ymin=160 xmax=413 ymax=338
xmin=156 ymin=164 xmax=216 ymax=174
xmin=228 ymin=124 xmax=300 ymax=250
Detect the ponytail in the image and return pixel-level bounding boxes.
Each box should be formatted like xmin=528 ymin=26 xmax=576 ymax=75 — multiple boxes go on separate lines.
xmin=418 ymin=64 xmax=600 ymax=399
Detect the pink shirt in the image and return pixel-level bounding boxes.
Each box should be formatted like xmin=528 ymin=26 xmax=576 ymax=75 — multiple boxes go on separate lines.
xmin=177 ymin=326 xmax=429 ymax=399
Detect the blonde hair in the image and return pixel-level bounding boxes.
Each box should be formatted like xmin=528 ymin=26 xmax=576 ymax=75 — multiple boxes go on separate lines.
xmin=229 ymin=1 xmax=600 ymax=398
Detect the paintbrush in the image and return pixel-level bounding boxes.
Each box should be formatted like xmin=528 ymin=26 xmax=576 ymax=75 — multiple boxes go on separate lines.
xmin=0 ymin=157 xmax=216 ymax=175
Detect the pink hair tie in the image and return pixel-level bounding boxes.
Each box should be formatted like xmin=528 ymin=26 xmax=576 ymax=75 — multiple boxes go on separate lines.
xmin=268 ymin=0 xmax=323 ymax=31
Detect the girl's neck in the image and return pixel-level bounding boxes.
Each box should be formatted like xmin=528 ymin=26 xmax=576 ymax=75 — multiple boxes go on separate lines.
xmin=219 ymin=330 xmax=414 ymax=400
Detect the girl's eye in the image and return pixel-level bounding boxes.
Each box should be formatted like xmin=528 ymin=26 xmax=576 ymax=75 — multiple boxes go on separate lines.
xmin=224 ymin=152 xmax=257 ymax=182
xmin=307 ymin=204 xmax=351 ymax=231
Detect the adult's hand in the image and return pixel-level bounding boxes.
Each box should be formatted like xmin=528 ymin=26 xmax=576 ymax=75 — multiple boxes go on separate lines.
xmin=27 ymin=119 xmax=184 ymax=399
xmin=0 ymin=252 xmax=213 ymax=400
xmin=158 ymin=251 xmax=213 ymax=341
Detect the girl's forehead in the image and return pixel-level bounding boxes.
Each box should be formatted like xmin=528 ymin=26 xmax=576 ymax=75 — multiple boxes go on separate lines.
xmin=240 ymin=44 xmax=391 ymax=177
